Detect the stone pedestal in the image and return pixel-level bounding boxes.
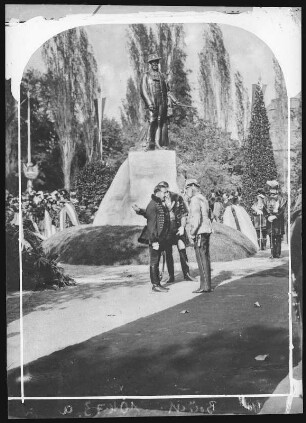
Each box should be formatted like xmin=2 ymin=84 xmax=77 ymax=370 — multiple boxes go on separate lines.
xmin=93 ymin=150 xmax=180 ymax=226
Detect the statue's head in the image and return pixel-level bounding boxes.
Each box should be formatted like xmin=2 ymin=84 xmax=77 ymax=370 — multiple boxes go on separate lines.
xmin=148 ymin=52 xmax=161 ymax=71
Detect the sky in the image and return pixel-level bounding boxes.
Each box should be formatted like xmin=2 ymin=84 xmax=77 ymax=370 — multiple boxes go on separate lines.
xmin=26 ymin=23 xmax=278 ymax=122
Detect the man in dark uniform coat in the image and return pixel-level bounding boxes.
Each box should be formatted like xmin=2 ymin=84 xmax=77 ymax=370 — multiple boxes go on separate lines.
xmin=140 ymin=52 xmax=177 ymax=149
xmin=137 ymin=185 xmax=171 ymax=292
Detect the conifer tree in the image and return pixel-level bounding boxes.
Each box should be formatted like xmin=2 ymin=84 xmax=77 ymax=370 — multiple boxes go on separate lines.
xmin=242 ymin=83 xmax=278 ymax=212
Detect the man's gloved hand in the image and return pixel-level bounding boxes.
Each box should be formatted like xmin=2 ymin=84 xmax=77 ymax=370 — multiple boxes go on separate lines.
xmin=176 ymin=226 xmax=185 ymax=236
xmin=152 ymin=242 xmax=159 ymax=250
xmin=268 ymin=215 xmax=277 ymax=222
xmin=132 ymin=204 xmax=141 ymax=213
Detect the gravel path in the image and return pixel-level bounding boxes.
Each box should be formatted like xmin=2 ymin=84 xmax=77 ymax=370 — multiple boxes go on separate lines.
xmin=7 ymin=247 xmax=289 ymax=371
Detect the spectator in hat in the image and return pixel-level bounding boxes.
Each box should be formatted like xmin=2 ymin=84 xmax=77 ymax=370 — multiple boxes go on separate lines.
xmin=185 ymin=178 xmax=213 ymax=293
xmin=251 ymin=188 xmax=268 ymax=250
xmin=208 ymin=189 xmax=216 ymax=212
xmin=212 ymin=195 xmax=224 ymax=223
xmin=222 ymin=192 xmax=232 ymax=208
xmin=263 ymin=182 xmax=287 ymax=258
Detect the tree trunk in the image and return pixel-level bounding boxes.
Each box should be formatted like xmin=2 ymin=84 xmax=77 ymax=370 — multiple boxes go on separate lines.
xmin=61 ymin=137 xmax=75 ymax=191
xmin=63 ymin=158 xmax=72 ymax=191
xmin=6 ymin=127 xmax=16 ymax=176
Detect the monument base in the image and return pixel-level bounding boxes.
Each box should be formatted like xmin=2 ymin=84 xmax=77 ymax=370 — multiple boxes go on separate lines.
xmin=93 ymin=150 xmax=180 ymax=226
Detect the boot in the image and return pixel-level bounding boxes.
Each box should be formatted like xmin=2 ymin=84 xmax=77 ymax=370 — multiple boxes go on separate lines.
xmin=150 ymin=265 xmax=160 ymax=286
xmin=152 ymin=285 xmax=168 ymax=293
xmin=179 ymin=249 xmax=194 ymax=281
xmin=193 ymin=288 xmax=213 ymax=293
xmin=198 ymin=254 xmax=212 ymax=292
xmin=269 ymin=235 xmax=275 ymax=258
xmin=272 ymin=236 xmax=278 ymax=258
xmin=165 ymin=249 xmax=175 ymax=283
xmin=276 ymin=236 xmax=282 ymax=258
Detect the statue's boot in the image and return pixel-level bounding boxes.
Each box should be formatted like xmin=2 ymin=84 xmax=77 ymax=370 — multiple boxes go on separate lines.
xmin=146 ymin=122 xmax=156 ymax=150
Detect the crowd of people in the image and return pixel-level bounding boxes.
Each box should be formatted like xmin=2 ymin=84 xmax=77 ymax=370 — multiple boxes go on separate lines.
xmin=132 ymin=178 xmax=288 ymax=293
xmin=207 ymin=181 xmax=287 ymax=258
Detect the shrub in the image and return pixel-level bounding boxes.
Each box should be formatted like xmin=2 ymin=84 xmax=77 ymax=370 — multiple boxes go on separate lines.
xmin=73 ymin=160 xmax=118 ymax=223
xmin=6 ymin=219 xmax=76 ymax=291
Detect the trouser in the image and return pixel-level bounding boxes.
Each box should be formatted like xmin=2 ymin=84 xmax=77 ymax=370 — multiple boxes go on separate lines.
xmin=164 ymin=244 xmax=189 ymax=279
xmin=256 ymin=228 xmax=267 ymax=250
xmin=178 ymin=248 xmax=189 ymax=277
xmin=270 ymin=234 xmax=282 ymax=258
xmin=165 ymin=230 xmax=189 ymax=278
xmin=149 ymin=242 xmax=171 ymax=285
xmin=148 ymin=95 xmax=168 ymax=148
xmin=194 ymin=233 xmax=211 ymax=291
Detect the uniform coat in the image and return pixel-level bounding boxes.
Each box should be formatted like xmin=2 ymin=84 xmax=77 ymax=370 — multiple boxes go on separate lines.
xmin=188 ymin=193 xmax=213 ymax=291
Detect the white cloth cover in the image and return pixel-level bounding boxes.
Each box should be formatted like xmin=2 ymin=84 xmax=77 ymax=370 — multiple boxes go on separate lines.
xmin=223 ymin=205 xmax=259 ymax=250
xmin=59 ymin=202 xmax=80 ymax=231
xmin=44 ymin=209 xmax=53 ymax=239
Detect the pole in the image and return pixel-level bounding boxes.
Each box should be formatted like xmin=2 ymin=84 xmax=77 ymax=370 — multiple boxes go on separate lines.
xmin=100 ymin=107 xmax=103 ymax=160
xmin=17 ymin=95 xmax=25 ymax=403
xmin=259 ymin=213 xmax=262 ymax=250
xmin=27 ymin=91 xmax=32 ymax=166
xmin=26 ymin=90 xmax=33 ymax=192
xmin=99 ymin=122 xmax=102 ymax=160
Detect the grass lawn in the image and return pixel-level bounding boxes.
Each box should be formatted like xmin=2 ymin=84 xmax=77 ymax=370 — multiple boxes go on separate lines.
xmin=42 ymin=222 xmax=257 ymax=266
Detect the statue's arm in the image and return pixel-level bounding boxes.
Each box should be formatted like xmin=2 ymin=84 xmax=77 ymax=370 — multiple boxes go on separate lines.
xmin=165 ymin=76 xmax=179 ymax=105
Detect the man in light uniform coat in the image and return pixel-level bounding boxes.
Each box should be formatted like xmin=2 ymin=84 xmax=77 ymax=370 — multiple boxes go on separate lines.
xmin=185 ymin=179 xmax=213 ymax=293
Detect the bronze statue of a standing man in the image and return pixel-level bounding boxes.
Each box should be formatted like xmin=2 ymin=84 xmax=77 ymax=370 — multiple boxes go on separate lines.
xmin=140 ymin=53 xmax=177 ymax=150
